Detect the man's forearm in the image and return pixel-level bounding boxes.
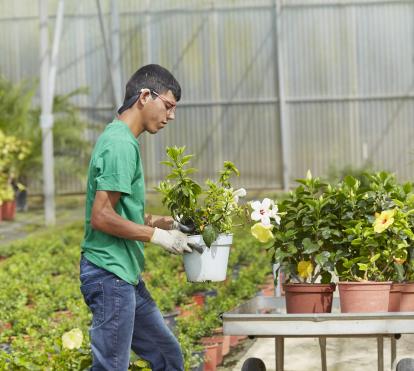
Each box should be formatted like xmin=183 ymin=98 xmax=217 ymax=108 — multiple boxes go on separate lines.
xmin=93 ymin=208 xmax=154 ymax=241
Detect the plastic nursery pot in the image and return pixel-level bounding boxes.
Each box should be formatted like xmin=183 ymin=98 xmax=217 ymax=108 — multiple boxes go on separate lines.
xmin=183 ymin=234 xmax=232 ymax=282
xmin=389 ymin=283 xmax=405 ymax=312
xmin=338 ymin=281 xmax=392 ymax=313
xmin=283 ymin=283 xmax=336 ymax=314
xmin=162 ymin=310 xmax=180 ymax=333
xmin=400 ymin=282 xmax=414 ymax=312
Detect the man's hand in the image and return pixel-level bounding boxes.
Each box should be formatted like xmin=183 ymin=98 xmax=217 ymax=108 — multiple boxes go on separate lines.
xmin=150 ymin=228 xmax=192 ymax=255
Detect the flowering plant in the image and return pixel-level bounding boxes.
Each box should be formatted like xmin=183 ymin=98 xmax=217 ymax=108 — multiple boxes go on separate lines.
xmin=156 ymin=146 xmax=247 ymax=247
xmin=250 ymin=171 xmax=339 ymax=284
xmin=335 ymin=172 xmax=414 ymax=281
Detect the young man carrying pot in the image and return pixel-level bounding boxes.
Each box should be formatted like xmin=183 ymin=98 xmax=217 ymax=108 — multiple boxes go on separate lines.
xmin=80 ymin=64 xmax=193 ymax=370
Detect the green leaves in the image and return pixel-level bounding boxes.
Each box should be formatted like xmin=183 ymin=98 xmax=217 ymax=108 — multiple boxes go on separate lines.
xmin=157 ymin=147 xmax=244 ymax=245
xmin=202 ymin=225 xmax=219 ymax=248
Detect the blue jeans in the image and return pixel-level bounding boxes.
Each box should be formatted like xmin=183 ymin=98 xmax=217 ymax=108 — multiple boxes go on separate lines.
xmin=79 ymin=255 xmax=184 ymax=371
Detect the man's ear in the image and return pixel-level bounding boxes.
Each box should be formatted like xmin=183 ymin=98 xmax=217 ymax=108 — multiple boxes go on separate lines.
xmin=138 ymin=88 xmax=152 ymax=106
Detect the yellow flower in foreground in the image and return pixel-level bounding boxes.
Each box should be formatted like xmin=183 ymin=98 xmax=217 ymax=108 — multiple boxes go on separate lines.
xmin=251 ymin=223 xmax=274 ymax=243
xmin=62 ymin=328 xmax=83 ymax=350
xmin=373 ymin=209 xmax=395 ymax=233
xmin=297 ymin=260 xmax=313 ymax=279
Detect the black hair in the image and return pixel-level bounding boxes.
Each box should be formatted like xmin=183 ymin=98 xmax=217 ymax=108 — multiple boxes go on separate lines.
xmin=118 ymin=64 xmax=181 ymax=114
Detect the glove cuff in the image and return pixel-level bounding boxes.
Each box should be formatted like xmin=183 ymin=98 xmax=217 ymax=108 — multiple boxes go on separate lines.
xmin=150 ymin=227 xmax=167 ymax=245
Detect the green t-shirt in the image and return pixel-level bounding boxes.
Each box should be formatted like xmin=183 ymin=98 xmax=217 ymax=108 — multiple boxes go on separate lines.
xmin=81 ymin=119 xmax=145 ymax=285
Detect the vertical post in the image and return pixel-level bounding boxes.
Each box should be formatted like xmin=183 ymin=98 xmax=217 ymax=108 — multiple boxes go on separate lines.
xmin=274 ymin=0 xmax=290 ymax=191
xmin=144 ymin=0 xmax=157 ymax=187
xmin=110 ymin=0 xmax=122 ymax=108
xmin=96 ymin=0 xmax=118 ymax=108
xmin=319 ymin=336 xmax=327 ymax=371
xmin=275 ymin=336 xmax=284 ymax=371
xmin=377 ymin=336 xmax=384 ymax=371
xmin=210 ymin=3 xmax=224 ymax=170
xmin=391 ymin=336 xmax=397 ymax=370
xmin=39 ymin=0 xmax=56 ymax=225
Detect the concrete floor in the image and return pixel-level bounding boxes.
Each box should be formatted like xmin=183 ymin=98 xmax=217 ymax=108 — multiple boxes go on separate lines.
xmin=232 ymin=335 xmax=414 ymax=371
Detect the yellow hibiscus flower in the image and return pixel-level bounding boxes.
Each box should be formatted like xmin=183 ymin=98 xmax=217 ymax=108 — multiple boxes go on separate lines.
xmin=297 ymin=260 xmax=313 ymax=279
xmin=62 ymin=328 xmax=83 ymax=350
xmin=251 ymin=223 xmax=274 ymax=243
xmin=373 ymin=209 xmax=395 ymax=233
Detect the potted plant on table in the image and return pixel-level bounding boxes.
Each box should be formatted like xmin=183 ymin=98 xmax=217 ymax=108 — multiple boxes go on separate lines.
xmin=334 ymin=172 xmax=414 ymax=312
xmin=250 ymin=171 xmax=338 ymax=313
xmin=156 ymin=146 xmax=247 ymax=282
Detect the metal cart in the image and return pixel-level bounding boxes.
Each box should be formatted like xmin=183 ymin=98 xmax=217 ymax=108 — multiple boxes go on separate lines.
xmin=222 ymin=296 xmax=414 ymax=371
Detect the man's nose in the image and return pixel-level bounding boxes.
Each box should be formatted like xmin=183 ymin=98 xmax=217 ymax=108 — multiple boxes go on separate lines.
xmin=167 ymin=111 xmax=175 ymax=120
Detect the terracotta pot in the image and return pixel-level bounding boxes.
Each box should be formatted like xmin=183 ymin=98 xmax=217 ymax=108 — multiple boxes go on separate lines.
xmin=179 ymin=303 xmax=197 ymax=318
xmin=389 ymin=283 xmax=405 ymax=312
xmin=283 ymin=283 xmax=336 ymax=314
xmin=229 ymin=335 xmax=238 ymax=347
xmin=203 ymin=343 xmax=218 ymax=371
xmin=2 ymin=200 xmax=16 ymax=221
xmin=338 ymin=281 xmax=392 ymax=313
xmin=192 ymin=292 xmax=206 ymax=308
xmin=212 ymin=328 xmax=230 ymax=356
xmin=201 ymin=337 xmax=223 ymax=365
xmin=0 ymin=204 xmax=2 ymax=222
xmin=400 ymin=282 xmax=414 ymax=312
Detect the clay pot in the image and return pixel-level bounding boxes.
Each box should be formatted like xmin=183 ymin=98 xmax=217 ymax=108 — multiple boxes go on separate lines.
xmin=2 ymin=200 xmax=16 ymax=221
xmin=338 ymin=281 xmax=392 ymax=313
xmin=192 ymin=292 xmax=206 ymax=308
xmin=400 ymin=282 xmax=414 ymax=312
xmin=203 ymin=343 xmax=218 ymax=371
xmin=201 ymin=337 xmax=223 ymax=365
xmin=283 ymin=283 xmax=336 ymax=313
xmin=212 ymin=328 xmax=230 ymax=356
xmin=179 ymin=303 xmax=197 ymax=318
xmin=229 ymin=335 xmax=238 ymax=347
xmin=389 ymin=283 xmax=405 ymax=312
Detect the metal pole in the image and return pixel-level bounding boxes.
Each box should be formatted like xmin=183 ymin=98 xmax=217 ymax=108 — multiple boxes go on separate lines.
xmin=274 ymin=0 xmax=290 ymax=191
xmin=39 ymin=0 xmax=63 ymax=226
xmin=96 ymin=0 xmax=118 ymax=108
xmin=110 ymin=0 xmax=123 ymax=108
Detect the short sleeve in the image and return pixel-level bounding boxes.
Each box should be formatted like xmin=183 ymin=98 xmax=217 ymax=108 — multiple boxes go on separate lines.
xmin=94 ymin=141 xmax=138 ymax=195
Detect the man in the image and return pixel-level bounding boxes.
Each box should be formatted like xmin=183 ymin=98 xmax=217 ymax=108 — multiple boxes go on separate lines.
xmin=80 ymin=64 xmax=192 ymax=371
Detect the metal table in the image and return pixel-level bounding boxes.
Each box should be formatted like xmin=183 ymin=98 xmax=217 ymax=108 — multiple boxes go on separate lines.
xmin=222 ymin=296 xmax=414 ymax=371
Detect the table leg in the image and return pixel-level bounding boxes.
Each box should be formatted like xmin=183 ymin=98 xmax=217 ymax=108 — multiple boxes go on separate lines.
xmin=319 ymin=336 xmax=327 ymax=371
xmin=377 ymin=336 xmax=384 ymax=371
xmin=391 ymin=336 xmax=397 ymax=370
xmin=275 ymin=336 xmax=284 ymax=371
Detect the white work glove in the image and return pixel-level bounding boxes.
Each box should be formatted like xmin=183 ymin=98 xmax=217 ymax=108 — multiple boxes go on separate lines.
xmin=150 ymin=228 xmax=192 ymax=255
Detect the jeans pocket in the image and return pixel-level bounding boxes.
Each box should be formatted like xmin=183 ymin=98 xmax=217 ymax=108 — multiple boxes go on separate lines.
xmin=81 ymin=282 xmax=105 ymax=328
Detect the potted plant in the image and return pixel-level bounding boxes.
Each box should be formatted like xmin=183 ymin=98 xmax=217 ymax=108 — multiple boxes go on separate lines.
xmin=0 ymin=130 xmax=32 ymax=219
xmin=250 ymin=171 xmax=337 ymax=313
xmin=156 ymin=146 xmax=246 ymax=282
xmin=334 ymin=172 xmax=414 ymax=312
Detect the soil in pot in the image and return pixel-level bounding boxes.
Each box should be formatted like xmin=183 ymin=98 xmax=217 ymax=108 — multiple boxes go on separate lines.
xmin=338 ymin=281 xmax=392 ymax=313
xmin=283 ymin=283 xmax=336 ymax=313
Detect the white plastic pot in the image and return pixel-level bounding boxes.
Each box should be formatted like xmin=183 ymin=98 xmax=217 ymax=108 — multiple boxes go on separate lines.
xmin=183 ymin=233 xmax=233 ymax=282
